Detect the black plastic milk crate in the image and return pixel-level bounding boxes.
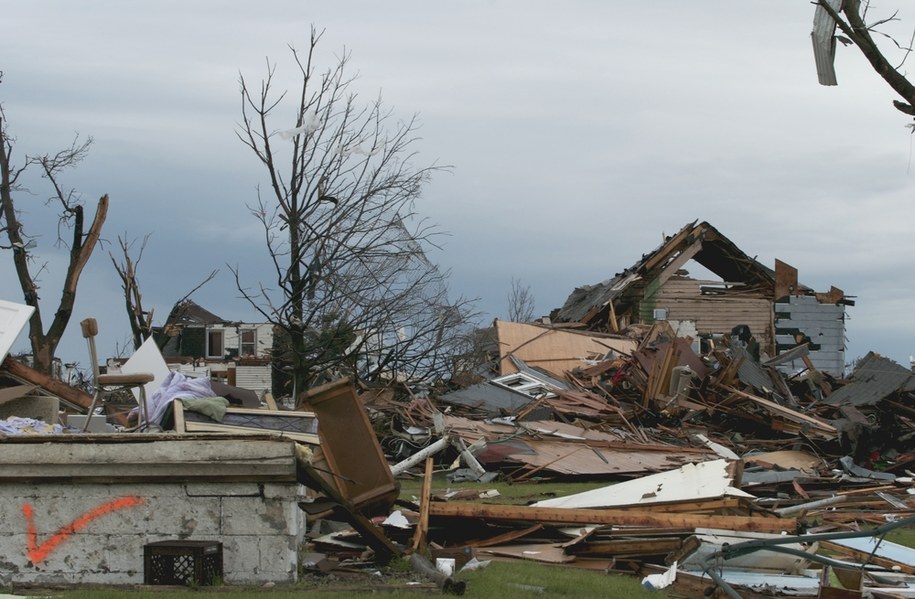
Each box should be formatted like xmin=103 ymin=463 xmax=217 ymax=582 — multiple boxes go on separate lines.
xmin=144 ymin=540 xmax=223 ymax=586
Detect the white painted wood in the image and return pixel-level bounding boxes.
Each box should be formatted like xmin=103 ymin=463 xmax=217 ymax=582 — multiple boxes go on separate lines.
xmin=532 ymin=459 xmax=752 ymax=509
xmin=0 ymin=299 xmax=35 ymax=363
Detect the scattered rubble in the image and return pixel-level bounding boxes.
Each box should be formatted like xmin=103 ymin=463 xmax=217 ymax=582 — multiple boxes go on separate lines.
xmin=0 ymin=221 xmax=914 ymax=596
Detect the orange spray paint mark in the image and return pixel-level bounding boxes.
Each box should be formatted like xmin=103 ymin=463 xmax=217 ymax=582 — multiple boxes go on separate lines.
xmin=22 ymin=496 xmax=144 ymax=564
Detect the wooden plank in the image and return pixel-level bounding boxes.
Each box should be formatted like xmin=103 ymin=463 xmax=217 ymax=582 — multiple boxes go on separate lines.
xmin=457 ymin=523 xmax=544 ymax=549
xmin=566 ymin=537 xmax=682 ymax=557
xmin=263 ymin=392 xmax=279 ymax=411
xmin=774 ymin=259 xmax=799 ymax=300
xmin=612 ymin=498 xmax=743 ymax=513
xmin=478 ymin=543 xmax=575 ymax=564
xmin=641 ymin=221 xmax=701 ymax=272
xmin=1 ymin=355 xmax=94 ymax=411
xmin=411 ymin=458 xmax=434 ymax=553
xmin=295 ymin=454 xmax=401 ymax=563
xmin=654 ymin=239 xmax=704 ymax=289
xmin=428 ymin=503 xmax=795 ymax=534
xmin=722 ymin=386 xmax=837 ymax=435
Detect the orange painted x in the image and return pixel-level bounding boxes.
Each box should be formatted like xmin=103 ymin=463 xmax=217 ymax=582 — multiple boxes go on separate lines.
xmin=22 ymin=496 xmax=144 ymax=564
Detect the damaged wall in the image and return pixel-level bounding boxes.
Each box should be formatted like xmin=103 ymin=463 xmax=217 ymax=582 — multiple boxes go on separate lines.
xmin=775 ymin=295 xmax=846 ymax=376
xmin=0 ymin=436 xmax=305 ymax=585
xmin=647 ymin=277 xmax=774 ymax=353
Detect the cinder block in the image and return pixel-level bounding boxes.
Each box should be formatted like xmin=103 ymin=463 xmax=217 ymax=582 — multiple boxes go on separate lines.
xmin=220 ymin=535 xmax=298 ymax=583
xmin=221 ymin=496 xmax=296 ymax=536
xmin=261 ymin=482 xmax=306 ymax=500
xmin=140 ymin=497 xmax=222 ymax=536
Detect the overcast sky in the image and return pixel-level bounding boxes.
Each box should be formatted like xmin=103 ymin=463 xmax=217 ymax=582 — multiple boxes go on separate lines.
xmin=3 ymin=1 xmax=915 ymax=371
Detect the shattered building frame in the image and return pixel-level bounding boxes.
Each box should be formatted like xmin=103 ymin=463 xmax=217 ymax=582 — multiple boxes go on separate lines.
xmin=552 ymin=221 xmax=854 ymax=376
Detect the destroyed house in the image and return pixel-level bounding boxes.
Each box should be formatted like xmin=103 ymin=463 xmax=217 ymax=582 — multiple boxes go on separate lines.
xmin=552 ymin=221 xmax=853 ymax=376
xmin=152 ymin=300 xmax=274 ymax=395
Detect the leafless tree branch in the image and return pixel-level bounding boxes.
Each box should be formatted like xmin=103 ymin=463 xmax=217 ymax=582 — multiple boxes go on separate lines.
xmin=1 ymin=80 xmax=107 ymax=374
xmin=234 ymin=26 xmax=477 ymax=393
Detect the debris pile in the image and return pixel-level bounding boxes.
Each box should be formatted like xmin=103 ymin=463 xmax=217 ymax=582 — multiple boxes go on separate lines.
xmin=2 ymin=220 xmax=915 ymax=595
xmin=321 ymin=318 xmax=915 ymax=597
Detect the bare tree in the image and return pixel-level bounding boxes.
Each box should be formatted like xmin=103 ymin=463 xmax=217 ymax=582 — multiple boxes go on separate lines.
xmin=234 ymin=28 xmax=476 ymax=395
xmin=814 ymin=0 xmax=915 ymax=118
xmin=0 ymin=81 xmax=108 ymax=375
xmin=507 ymin=277 xmax=536 ymax=322
xmin=110 ymin=232 xmax=219 ymax=350
xmin=110 ymin=234 xmax=153 ymax=351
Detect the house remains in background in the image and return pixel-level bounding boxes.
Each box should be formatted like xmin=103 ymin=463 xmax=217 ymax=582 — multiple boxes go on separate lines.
xmin=152 ymin=299 xmax=274 ymax=397
xmin=551 ymin=220 xmax=854 ymax=376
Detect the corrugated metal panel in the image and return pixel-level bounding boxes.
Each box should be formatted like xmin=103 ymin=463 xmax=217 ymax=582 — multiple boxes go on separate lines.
xmin=825 ymin=352 xmax=912 ymax=407
xmin=811 ymin=0 xmax=842 ymax=86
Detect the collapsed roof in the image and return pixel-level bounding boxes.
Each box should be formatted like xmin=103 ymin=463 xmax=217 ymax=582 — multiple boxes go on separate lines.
xmin=551 ymin=220 xmax=853 ymax=376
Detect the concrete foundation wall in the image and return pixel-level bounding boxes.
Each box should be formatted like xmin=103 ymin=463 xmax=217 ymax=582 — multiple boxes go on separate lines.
xmin=0 ymin=480 xmax=305 ymax=585
xmin=0 ymin=435 xmax=308 ymax=586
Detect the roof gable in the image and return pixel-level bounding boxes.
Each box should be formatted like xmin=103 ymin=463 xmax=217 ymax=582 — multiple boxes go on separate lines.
xmin=554 ymin=221 xmax=776 ymax=324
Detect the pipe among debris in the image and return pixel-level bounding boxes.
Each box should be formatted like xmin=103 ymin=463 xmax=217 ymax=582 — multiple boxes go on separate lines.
xmin=451 ymin=436 xmax=486 ymax=479
xmin=773 ymin=494 xmax=848 ymax=516
xmin=408 ymin=553 xmax=466 ymax=595
xmin=390 ymin=437 xmax=451 ymax=476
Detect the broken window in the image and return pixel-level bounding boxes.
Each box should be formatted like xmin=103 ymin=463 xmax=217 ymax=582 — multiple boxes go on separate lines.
xmin=207 ymin=329 xmax=224 ymax=359
xmin=492 ymin=372 xmax=556 ymax=399
xmin=240 ymin=329 xmax=256 ymax=357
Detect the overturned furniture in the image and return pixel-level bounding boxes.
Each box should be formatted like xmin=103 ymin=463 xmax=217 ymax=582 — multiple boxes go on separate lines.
xmin=296 ymin=378 xmax=400 ymax=517
xmin=80 ymin=317 xmax=155 ymax=431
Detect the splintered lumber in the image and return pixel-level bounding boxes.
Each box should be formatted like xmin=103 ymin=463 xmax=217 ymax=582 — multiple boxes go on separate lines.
xmin=427 ymin=503 xmax=796 ymax=534
xmin=457 ymin=523 xmax=545 ymax=549
xmin=411 ymin=458 xmax=434 ymax=552
xmin=565 ymin=537 xmax=684 ymax=558
xmin=721 ymin=385 xmax=837 ymax=439
xmin=296 ymin=448 xmax=402 ymax=563
xmin=2 ymin=355 xmax=94 ymax=412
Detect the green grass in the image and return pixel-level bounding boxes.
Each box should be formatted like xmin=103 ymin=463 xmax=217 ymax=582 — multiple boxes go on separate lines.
xmin=397 ymin=474 xmax=612 ymax=506
xmin=885 ymin=525 xmax=915 ymax=549
xmin=52 ymin=559 xmax=666 ymax=598
xmin=456 ymin=560 xmax=665 ymax=598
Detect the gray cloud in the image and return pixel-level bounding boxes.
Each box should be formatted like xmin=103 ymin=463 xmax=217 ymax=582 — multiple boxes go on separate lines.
xmin=2 ymin=0 xmax=914 ymax=370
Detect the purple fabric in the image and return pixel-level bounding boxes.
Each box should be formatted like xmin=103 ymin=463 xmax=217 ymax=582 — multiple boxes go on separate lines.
xmin=147 ymin=370 xmax=215 ymax=426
